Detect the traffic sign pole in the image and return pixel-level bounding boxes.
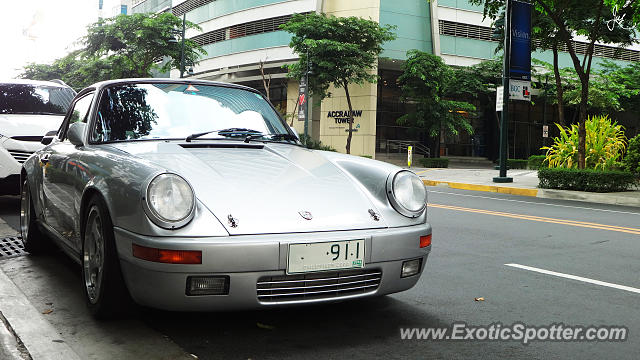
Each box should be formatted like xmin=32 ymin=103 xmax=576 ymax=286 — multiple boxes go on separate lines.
xmin=494 ymin=0 xmax=513 ymax=183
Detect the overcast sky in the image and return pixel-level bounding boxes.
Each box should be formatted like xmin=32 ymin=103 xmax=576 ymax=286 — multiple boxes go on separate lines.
xmin=0 ymin=0 xmax=122 ymax=79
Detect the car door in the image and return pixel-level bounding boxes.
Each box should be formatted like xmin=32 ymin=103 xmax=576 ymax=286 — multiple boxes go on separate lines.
xmin=41 ymin=91 xmax=94 ymax=250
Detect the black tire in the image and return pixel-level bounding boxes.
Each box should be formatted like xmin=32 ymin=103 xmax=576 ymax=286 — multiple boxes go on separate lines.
xmin=20 ymin=178 xmax=49 ymax=254
xmin=81 ymin=195 xmax=131 ymax=319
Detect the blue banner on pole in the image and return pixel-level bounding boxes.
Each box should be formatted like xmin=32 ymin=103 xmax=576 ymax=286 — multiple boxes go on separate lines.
xmin=509 ymin=1 xmax=531 ymax=81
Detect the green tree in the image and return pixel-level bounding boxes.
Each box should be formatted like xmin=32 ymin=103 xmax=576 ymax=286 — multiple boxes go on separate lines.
xmin=281 ymin=13 xmax=396 ymax=154
xmin=470 ymin=0 xmax=637 ymax=168
xmin=533 ymin=59 xmax=637 ymax=116
xmin=397 ymin=50 xmax=475 ymax=158
xmin=20 ymin=13 xmax=205 ymax=90
xmin=599 ymin=60 xmax=640 ymax=111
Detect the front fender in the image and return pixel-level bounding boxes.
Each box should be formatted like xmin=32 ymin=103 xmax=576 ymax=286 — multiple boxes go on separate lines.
xmin=320 ymin=151 xmax=427 ymax=227
xmin=81 ymin=146 xmax=229 ymax=238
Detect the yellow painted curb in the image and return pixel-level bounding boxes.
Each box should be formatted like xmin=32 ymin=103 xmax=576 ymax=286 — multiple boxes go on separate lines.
xmin=422 ymin=179 xmax=538 ymax=197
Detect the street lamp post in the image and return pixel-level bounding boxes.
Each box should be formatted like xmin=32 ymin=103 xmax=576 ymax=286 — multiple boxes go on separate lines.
xmin=179 ymin=13 xmax=186 ymax=78
xmin=493 ymin=0 xmax=513 ymax=183
xmin=303 ymin=49 xmax=311 ymax=140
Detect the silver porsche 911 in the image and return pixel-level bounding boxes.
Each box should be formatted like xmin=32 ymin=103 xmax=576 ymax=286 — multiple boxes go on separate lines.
xmin=20 ymin=79 xmax=431 ymax=318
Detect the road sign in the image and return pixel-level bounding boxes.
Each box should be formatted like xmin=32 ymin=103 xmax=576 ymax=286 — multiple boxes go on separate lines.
xmin=298 ymin=78 xmax=307 ymax=121
xmin=543 ymin=125 xmax=549 ymax=138
xmin=509 ymin=79 xmax=531 ymax=101
xmin=407 ymin=146 xmax=413 ymax=168
xmin=509 ymin=0 xmax=532 ymax=81
xmin=496 ymin=86 xmax=504 ymax=112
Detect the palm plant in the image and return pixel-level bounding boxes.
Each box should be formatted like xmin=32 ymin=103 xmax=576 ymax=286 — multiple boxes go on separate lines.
xmin=542 ymin=115 xmax=627 ymax=170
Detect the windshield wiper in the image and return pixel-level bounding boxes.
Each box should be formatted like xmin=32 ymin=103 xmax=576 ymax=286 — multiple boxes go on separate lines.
xmin=243 ymin=133 xmax=299 ymax=143
xmin=186 ymin=128 xmax=262 ymax=142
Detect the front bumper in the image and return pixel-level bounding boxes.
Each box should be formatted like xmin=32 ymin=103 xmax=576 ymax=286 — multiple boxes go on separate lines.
xmin=1 ymin=138 xmax=41 ymax=194
xmin=1 ymin=137 xmax=41 ymax=179
xmin=114 ymin=224 xmax=432 ymax=311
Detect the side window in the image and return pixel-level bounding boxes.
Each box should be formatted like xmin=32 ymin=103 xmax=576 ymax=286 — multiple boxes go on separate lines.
xmin=60 ymin=93 xmax=93 ymax=140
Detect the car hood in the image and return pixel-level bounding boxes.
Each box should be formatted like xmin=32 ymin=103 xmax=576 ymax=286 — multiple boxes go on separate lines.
xmin=0 ymin=114 xmax=64 ymax=137
xmin=108 ymin=141 xmax=387 ymax=235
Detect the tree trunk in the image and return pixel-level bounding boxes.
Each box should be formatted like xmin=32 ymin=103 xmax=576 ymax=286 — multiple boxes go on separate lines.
xmin=534 ymin=0 xmax=605 ymax=170
xmin=259 ymin=60 xmax=271 ymax=99
xmin=290 ymin=100 xmax=298 ymax=127
xmin=343 ymin=81 xmax=354 ymax=154
xmin=552 ymin=42 xmax=564 ymax=126
xmin=578 ymin=80 xmax=589 ymax=169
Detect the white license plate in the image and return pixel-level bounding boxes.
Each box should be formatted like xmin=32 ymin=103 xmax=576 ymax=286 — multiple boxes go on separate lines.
xmin=287 ymin=239 xmax=365 ymax=274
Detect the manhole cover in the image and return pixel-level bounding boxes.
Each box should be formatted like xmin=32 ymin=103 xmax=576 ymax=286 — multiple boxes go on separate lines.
xmin=0 ymin=236 xmax=27 ymax=259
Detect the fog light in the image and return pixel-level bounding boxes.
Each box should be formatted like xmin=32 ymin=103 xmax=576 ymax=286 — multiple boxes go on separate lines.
xmin=401 ymin=259 xmax=422 ymax=278
xmin=186 ymin=276 xmax=229 ymax=296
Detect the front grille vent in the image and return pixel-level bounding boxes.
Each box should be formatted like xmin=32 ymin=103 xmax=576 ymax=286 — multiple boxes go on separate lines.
xmin=8 ymin=150 xmax=33 ymax=164
xmin=257 ymin=269 xmax=382 ymax=303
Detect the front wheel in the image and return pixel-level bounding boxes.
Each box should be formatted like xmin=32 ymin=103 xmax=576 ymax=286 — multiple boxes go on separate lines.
xmin=81 ymin=195 xmax=130 ymax=319
xmin=20 ymin=178 xmax=48 ymax=253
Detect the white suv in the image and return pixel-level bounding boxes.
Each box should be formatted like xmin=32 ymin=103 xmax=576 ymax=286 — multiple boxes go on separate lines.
xmin=0 ymin=79 xmax=76 ymax=194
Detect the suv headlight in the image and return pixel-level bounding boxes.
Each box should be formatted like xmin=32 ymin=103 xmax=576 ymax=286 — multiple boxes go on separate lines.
xmin=386 ymin=170 xmax=427 ymax=218
xmin=144 ymin=173 xmax=195 ymax=229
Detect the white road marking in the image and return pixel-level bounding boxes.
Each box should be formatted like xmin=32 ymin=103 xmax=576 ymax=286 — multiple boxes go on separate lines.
xmin=428 ymin=190 xmax=640 ymax=216
xmin=505 ymin=263 xmax=640 ymax=294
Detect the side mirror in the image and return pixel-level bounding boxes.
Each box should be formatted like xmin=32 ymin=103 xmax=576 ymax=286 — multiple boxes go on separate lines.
xmin=67 ymin=123 xmax=86 ymax=146
xmin=41 ymin=130 xmax=57 ymax=145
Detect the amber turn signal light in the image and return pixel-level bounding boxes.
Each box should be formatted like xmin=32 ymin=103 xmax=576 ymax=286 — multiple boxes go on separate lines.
xmin=420 ymin=234 xmax=431 ymax=248
xmin=132 ymin=244 xmax=202 ymax=264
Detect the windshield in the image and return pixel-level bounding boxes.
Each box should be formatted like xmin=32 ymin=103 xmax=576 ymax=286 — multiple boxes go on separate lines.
xmin=91 ymin=83 xmax=289 ymax=142
xmin=0 ymin=84 xmax=75 ymax=115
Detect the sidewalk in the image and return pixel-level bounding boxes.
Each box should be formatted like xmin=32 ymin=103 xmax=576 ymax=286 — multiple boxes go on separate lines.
xmin=0 ymin=218 xmax=81 ymax=360
xmin=413 ymin=167 xmax=640 ymax=207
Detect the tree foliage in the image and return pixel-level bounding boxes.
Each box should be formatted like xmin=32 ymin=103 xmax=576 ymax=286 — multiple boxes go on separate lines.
xmin=281 ymin=13 xmax=396 ymax=154
xmin=20 ymin=13 xmax=205 ymax=90
xmin=470 ymin=0 xmax=637 ymax=168
xmin=623 ymin=134 xmax=640 ymax=174
xmin=397 ymin=50 xmax=475 ymax=157
xmin=533 ymin=58 xmax=638 ymax=115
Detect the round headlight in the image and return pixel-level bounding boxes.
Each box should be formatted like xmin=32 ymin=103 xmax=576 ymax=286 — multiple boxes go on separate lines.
xmin=145 ymin=173 xmax=195 ymax=228
xmin=387 ymin=171 xmax=427 ymax=217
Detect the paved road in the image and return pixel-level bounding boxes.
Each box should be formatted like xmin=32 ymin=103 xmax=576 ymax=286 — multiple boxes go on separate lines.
xmin=0 ymin=188 xmax=639 ymax=359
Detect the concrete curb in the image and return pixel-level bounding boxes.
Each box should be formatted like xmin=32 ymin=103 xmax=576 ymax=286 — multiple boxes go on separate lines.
xmin=0 ymin=266 xmax=81 ymax=360
xmin=422 ymin=179 xmax=539 ymax=197
xmin=538 ymin=188 xmax=640 ymax=207
xmin=422 ymin=179 xmax=640 ymax=207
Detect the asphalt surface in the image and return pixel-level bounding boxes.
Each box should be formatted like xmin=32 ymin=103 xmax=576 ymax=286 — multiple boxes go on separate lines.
xmin=0 ymin=188 xmax=639 ymax=359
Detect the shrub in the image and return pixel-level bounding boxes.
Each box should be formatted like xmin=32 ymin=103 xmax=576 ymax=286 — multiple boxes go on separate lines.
xmin=623 ymin=134 xmax=640 ymax=174
xmin=418 ymin=157 xmax=449 ymax=168
xmin=538 ymin=167 xmax=638 ymax=192
xmin=507 ymin=159 xmax=528 ymax=169
xmin=299 ymin=134 xmax=336 ymax=152
xmin=528 ymin=155 xmax=547 ymax=169
xmin=541 ymin=115 xmax=627 ymax=170
xmin=360 ymin=155 xmax=373 ymax=159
